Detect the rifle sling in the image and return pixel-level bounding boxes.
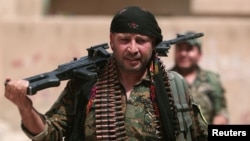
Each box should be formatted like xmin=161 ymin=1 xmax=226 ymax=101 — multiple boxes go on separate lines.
xmin=68 ymin=79 xmax=96 ymax=141
xmin=154 ymin=68 xmax=175 ymax=141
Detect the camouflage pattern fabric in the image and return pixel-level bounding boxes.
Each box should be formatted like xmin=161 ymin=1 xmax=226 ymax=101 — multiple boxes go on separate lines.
xmin=172 ymin=67 xmax=228 ymax=124
xmin=21 ymin=67 xmax=208 ymax=141
xmin=84 ymin=79 xmax=162 ymax=141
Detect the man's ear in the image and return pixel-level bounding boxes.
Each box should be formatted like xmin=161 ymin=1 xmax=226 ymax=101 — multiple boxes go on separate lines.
xmin=197 ymin=51 xmax=202 ymax=61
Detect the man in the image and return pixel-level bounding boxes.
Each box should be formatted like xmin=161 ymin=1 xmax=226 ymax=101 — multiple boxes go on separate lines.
xmin=171 ymin=31 xmax=229 ymax=125
xmin=4 ymin=6 xmax=208 ymax=141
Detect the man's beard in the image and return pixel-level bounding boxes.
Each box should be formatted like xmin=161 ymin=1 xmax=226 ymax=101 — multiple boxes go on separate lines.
xmin=175 ymin=64 xmax=198 ymax=76
xmin=116 ymin=55 xmax=150 ymax=74
xmin=117 ymin=59 xmax=146 ymax=73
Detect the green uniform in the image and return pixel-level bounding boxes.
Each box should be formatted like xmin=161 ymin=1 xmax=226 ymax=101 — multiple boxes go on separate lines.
xmin=22 ymin=58 xmax=208 ymax=141
xmin=172 ymin=67 xmax=228 ymax=124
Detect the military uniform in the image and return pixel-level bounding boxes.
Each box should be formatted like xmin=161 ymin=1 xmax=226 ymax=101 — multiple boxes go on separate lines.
xmin=172 ymin=67 xmax=228 ymax=124
xmin=21 ymin=57 xmax=208 ymax=141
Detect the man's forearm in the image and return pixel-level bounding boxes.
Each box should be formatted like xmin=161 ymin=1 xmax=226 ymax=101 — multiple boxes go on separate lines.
xmin=19 ymin=107 xmax=46 ymax=135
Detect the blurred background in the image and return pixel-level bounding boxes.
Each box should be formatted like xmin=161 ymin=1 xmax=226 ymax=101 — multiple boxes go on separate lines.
xmin=0 ymin=0 xmax=250 ymax=140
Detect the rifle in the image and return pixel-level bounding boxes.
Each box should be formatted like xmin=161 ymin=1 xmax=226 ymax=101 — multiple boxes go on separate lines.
xmin=24 ymin=32 xmax=204 ymax=95
xmin=25 ymin=43 xmax=110 ymax=95
xmin=156 ymin=32 xmax=204 ymax=56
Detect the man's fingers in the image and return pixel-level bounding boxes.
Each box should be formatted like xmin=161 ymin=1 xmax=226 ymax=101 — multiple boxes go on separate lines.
xmin=4 ymin=78 xmax=11 ymax=86
xmin=4 ymin=79 xmax=28 ymax=95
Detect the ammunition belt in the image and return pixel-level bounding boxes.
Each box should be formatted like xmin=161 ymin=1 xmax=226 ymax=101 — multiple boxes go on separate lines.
xmin=93 ymin=57 xmax=179 ymax=140
xmin=95 ymin=58 xmax=127 ymax=141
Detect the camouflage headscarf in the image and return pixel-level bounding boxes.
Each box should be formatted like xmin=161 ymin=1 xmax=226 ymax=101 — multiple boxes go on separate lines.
xmin=110 ymin=6 xmax=163 ymax=46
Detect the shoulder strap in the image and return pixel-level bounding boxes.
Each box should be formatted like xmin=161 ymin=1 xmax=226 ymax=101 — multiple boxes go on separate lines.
xmin=168 ymin=71 xmax=192 ymax=141
xmin=67 ymin=79 xmax=96 ymax=141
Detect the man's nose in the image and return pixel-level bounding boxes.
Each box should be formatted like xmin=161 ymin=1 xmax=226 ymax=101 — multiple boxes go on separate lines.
xmin=180 ymin=50 xmax=188 ymax=56
xmin=127 ymin=42 xmax=139 ymax=53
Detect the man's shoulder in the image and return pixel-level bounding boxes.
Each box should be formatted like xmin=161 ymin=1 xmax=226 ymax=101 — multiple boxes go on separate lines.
xmin=198 ymin=69 xmax=224 ymax=88
xmin=200 ymin=69 xmax=219 ymax=76
xmin=199 ymin=69 xmax=221 ymax=81
xmin=166 ymin=70 xmax=189 ymax=93
xmin=167 ymin=70 xmax=185 ymax=82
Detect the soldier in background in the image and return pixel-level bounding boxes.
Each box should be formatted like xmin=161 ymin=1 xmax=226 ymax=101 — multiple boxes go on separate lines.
xmin=170 ymin=31 xmax=229 ymax=124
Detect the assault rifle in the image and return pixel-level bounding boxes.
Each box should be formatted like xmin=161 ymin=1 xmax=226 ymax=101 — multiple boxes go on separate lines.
xmin=156 ymin=32 xmax=204 ymax=56
xmin=24 ymin=32 xmax=204 ymax=95
xmin=25 ymin=43 xmax=110 ymax=95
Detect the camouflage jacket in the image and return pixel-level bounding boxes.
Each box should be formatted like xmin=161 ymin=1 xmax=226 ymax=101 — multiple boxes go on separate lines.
xmin=22 ymin=69 xmax=208 ymax=141
xmin=171 ymin=67 xmax=228 ymax=124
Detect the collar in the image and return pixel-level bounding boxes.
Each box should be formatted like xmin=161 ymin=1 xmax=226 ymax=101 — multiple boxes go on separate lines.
xmin=134 ymin=69 xmax=151 ymax=86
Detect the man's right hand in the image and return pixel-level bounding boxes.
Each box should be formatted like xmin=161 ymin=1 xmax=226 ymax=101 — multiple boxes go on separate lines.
xmin=4 ymin=78 xmax=33 ymax=111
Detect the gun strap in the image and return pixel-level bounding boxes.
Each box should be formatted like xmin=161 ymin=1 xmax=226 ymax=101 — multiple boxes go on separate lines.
xmin=68 ymin=78 xmax=96 ymax=141
xmin=154 ymin=62 xmax=176 ymax=141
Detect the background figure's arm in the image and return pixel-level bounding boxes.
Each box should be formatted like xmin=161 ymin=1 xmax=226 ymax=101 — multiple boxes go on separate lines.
xmin=209 ymin=73 xmax=229 ymax=124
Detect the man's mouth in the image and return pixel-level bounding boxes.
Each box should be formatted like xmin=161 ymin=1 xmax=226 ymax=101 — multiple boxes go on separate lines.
xmin=125 ymin=58 xmax=140 ymax=65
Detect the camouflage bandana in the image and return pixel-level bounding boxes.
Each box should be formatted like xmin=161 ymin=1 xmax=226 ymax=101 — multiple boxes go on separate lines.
xmin=110 ymin=6 xmax=163 ymax=45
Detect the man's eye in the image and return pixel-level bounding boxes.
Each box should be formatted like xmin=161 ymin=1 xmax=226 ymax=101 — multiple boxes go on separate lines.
xmin=137 ymin=39 xmax=147 ymax=44
xmin=120 ymin=38 xmax=129 ymax=43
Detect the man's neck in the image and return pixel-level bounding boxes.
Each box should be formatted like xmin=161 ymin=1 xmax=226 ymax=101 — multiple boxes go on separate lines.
xmin=118 ymin=69 xmax=147 ymax=98
xmin=175 ymin=66 xmax=199 ymax=85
